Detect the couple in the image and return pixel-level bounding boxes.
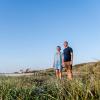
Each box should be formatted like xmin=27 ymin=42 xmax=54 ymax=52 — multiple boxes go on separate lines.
xmin=53 ymin=41 xmax=73 ymax=80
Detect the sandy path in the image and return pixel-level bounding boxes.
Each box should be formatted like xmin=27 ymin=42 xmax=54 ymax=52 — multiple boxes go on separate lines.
xmin=1 ymin=72 xmax=99 ymax=77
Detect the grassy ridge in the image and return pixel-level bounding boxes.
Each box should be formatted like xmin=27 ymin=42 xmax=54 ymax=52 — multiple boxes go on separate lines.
xmin=0 ymin=62 xmax=100 ymax=100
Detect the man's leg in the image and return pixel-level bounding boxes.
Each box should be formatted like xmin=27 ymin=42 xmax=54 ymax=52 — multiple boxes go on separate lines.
xmin=67 ymin=64 xmax=73 ymax=80
xmin=65 ymin=62 xmax=73 ymax=80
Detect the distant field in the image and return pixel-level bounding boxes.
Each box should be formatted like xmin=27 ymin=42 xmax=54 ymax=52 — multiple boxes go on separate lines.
xmin=0 ymin=73 xmax=34 ymax=77
xmin=0 ymin=62 xmax=100 ymax=100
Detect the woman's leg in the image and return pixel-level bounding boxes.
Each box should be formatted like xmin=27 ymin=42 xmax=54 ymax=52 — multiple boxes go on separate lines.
xmin=59 ymin=70 xmax=62 ymax=79
xmin=56 ymin=70 xmax=59 ymax=78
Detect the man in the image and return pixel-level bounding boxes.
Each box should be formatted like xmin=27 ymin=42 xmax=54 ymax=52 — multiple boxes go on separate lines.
xmin=62 ymin=41 xmax=73 ymax=80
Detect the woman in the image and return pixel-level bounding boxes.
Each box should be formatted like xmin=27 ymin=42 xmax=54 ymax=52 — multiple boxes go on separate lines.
xmin=53 ymin=46 xmax=63 ymax=79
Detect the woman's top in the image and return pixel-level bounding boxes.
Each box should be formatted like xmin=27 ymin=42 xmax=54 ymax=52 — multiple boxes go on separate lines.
xmin=54 ymin=52 xmax=62 ymax=70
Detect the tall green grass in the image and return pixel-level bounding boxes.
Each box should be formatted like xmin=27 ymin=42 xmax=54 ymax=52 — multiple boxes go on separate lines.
xmin=0 ymin=62 xmax=100 ymax=100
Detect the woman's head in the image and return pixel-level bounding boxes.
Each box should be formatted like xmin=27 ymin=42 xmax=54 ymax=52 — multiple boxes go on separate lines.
xmin=56 ymin=46 xmax=61 ymax=52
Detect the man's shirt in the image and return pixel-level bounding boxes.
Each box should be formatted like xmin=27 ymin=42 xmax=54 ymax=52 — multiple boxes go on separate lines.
xmin=63 ymin=47 xmax=73 ymax=62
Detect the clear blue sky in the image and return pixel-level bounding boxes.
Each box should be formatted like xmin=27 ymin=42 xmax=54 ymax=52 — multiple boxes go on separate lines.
xmin=0 ymin=0 xmax=100 ymax=72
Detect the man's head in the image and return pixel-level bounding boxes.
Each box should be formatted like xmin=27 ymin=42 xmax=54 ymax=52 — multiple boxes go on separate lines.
xmin=64 ymin=41 xmax=68 ymax=48
xmin=56 ymin=46 xmax=61 ymax=52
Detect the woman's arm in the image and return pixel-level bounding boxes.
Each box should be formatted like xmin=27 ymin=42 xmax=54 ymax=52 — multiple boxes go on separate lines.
xmin=62 ymin=53 xmax=65 ymax=67
xmin=53 ymin=54 xmax=55 ymax=68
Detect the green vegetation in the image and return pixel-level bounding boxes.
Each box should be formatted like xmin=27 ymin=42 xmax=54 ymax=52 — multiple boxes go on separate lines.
xmin=0 ymin=62 xmax=100 ymax=100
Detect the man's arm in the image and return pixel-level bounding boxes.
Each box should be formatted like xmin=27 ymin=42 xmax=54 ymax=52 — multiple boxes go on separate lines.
xmin=70 ymin=52 xmax=73 ymax=65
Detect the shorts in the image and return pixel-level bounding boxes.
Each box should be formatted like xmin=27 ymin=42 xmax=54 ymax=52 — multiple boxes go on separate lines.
xmin=64 ymin=61 xmax=72 ymax=70
xmin=55 ymin=66 xmax=62 ymax=71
